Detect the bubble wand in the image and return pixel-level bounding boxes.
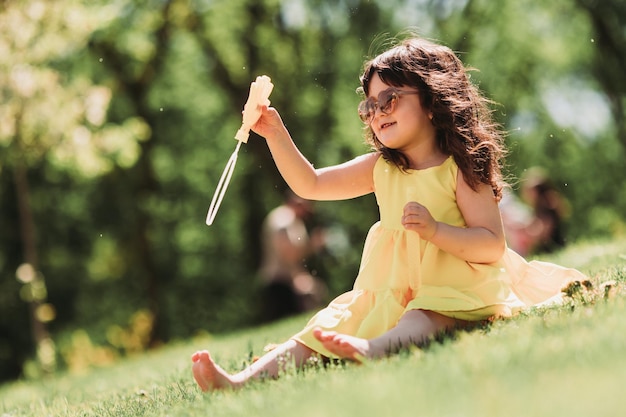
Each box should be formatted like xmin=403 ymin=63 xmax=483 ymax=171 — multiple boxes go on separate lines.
xmin=206 ymin=75 xmax=274 ymax=226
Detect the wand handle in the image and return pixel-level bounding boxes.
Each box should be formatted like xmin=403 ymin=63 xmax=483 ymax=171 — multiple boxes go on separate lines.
xmin=234 ymin=75 xmax=274 ymax=143
xmin=206 ymin=141 xmax=242 ymax=225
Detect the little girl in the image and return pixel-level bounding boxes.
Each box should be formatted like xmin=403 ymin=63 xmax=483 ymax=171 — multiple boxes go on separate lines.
xmin=192 ymin=36 xmax=586 ymax=390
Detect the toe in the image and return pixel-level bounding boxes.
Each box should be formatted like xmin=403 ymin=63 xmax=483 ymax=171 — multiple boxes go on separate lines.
xmin=192 ymin=350 xmax=210 ymax=363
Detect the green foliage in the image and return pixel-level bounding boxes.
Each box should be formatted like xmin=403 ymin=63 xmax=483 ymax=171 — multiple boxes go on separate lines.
xmin=1 ymin=0 xmax=626 ymax=383
xmin=1 ymin=238 xmax=625 ymax=417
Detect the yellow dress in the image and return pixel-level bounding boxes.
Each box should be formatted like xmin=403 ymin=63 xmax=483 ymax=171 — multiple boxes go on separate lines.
xmin=293 ymin=155 xmax=586 ymax=357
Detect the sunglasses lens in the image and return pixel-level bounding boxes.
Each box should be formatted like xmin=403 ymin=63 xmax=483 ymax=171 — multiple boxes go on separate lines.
xmin=379 ymin=90 xmax=397 ymax=114
xmin=357 ymin=89 xmax=400 ymax=124
xmin=358 ymin=98 xmax=376 ymax=123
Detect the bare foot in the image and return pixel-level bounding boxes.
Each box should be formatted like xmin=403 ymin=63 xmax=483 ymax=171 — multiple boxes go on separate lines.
xmin=191 ymin=350 xmax=238 ymax=392
xmin=312 ymin=327 xmax=370 ymax=363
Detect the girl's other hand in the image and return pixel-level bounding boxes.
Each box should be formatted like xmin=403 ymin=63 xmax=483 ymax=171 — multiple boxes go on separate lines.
xmin=401 ymin=201 xmax=438 ymax=240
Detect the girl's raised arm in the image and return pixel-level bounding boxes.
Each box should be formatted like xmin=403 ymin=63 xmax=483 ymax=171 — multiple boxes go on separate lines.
xmin=252 ymin=106 xmax=377 ymax=201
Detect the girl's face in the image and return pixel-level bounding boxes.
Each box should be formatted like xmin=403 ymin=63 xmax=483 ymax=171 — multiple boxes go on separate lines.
xmin=366 ymin=73 xmax=436 ymax=157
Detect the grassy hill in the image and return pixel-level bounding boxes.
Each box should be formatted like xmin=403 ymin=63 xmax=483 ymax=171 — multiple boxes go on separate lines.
xmin=1 ymin=238 xmax=625 ymax=417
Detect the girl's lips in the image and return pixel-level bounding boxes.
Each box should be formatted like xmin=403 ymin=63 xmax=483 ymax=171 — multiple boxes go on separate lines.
xmin=380 ymin=121 xmax=395 ymax=130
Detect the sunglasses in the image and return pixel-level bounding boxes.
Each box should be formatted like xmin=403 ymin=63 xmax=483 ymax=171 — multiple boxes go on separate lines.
xmin=358 ymin=87 xmax=420 ymax=125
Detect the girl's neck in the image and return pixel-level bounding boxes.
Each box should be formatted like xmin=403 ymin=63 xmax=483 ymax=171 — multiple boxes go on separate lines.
xmin=406 ymin=149 xmax=448 ymax=170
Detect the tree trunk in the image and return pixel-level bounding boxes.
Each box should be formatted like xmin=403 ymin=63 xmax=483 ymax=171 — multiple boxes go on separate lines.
xmin=13 ymin=158 xmax=55 ymax=374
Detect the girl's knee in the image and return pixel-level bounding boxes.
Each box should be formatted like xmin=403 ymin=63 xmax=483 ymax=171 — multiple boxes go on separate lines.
xmin=401 ymin=309 xmax=458 ymax=329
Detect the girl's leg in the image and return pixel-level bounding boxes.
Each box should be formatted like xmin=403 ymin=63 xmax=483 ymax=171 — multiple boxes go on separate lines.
xmin=192 ymin=339 xmax=315 ymax=391
xmin=314 ymin=309 xmax=463 ymax=362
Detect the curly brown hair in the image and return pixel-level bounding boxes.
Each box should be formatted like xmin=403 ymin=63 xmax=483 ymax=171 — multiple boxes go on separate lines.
xmin=360 ymin=36 xmax=507 ymax=201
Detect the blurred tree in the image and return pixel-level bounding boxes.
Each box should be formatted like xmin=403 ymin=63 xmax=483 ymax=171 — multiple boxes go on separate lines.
xmin=0 ymin=0 xmax=151 ymax=379
xmin=575 ymin=0 xmax=626 ymax=152
xmin=87 ymin=0 xmax=179 ymax=347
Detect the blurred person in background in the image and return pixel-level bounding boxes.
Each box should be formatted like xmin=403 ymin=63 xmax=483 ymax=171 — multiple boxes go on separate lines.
xmin=520 ymin=167 xmax=569 ymax=254
xmin=258 ymin=190 xmax=327 ymax=322
xmin=501 ymin=167 xmax=569 ymax=256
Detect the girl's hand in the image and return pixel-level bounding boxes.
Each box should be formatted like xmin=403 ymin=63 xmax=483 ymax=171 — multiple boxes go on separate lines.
xmin=251 ymin=106 xmax=289 ymax=141
xmin=401 ymin=201 xmax=438 ymax=240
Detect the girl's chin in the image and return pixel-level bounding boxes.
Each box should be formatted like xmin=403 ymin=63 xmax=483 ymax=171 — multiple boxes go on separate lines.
xmin=379 ymin=139 xmax=399 ymax=149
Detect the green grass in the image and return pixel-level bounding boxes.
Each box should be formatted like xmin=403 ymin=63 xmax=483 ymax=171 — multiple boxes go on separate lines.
xmin=2 ymin=237 xmax=626 ymax=417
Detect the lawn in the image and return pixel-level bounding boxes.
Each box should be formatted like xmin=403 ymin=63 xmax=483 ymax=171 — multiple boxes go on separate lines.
xmin=1 ymin=238 xmax=625 ymax=417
